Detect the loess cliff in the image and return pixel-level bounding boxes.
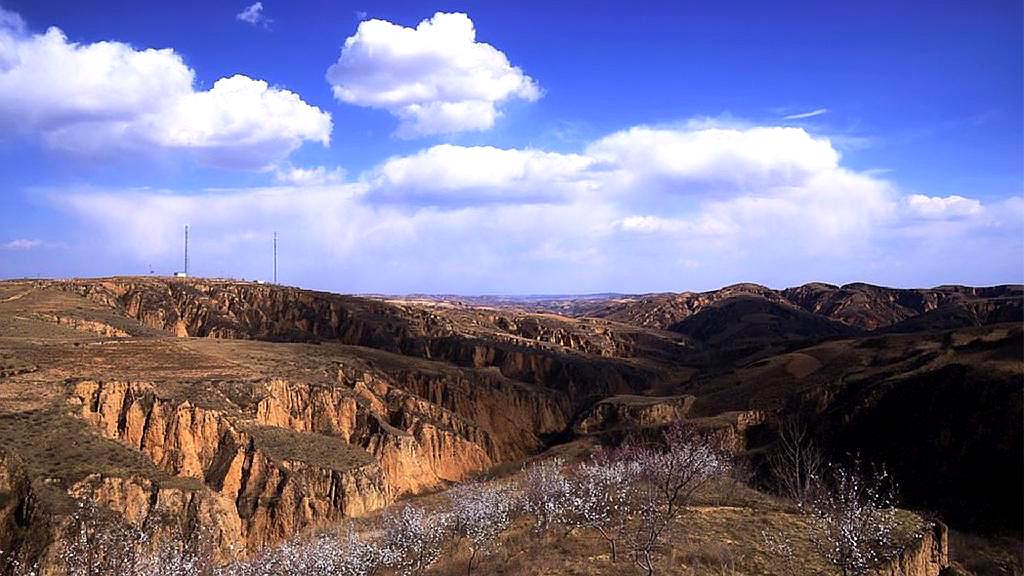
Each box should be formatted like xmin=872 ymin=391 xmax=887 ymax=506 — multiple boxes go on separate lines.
xmin=0 ymin=276 xmax=1019 ymax=574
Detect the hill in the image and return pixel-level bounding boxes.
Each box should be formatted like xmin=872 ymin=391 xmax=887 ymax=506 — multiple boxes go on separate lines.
xmin=0 ymin=276 xmax=1019 ymax=575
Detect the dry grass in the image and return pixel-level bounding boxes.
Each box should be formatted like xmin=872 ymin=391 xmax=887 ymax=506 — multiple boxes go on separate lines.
xmin=304 ymin=463 xmax=923 ymax=576
xmin=412 ymin=506 xmax=834 ymax=575
xmin=948 ymin=529 xmax=1023 ymax=576
xmin=0 ymin=403 xmax=199 ymax=491
xmin=246 ymin=425 xmax=376 ymax=471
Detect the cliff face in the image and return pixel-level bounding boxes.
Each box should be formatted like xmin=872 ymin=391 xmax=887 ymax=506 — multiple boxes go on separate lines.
xmin=71 ymin=380 xmax=389 ymax=551
xmin=60 ymin=280 xmax=425 ymax=347
xmin=2 ymin=279 xmax=618 ymax=570
xmin=59 ymin=279 xmax=673 ymax=400
xmin=68 ymin=363 xmax=571 ymax=555
xmin=0 ymin=450 xmax=29 ymax=555
xmin=66 ymin=474 xmax=244 ymax=563
xmin=871 ymin=523 xmax=949 ymax=576
xmin=575 ymin=395 xmax=696 ymax=434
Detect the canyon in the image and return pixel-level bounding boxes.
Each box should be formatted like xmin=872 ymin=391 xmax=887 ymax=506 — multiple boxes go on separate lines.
xmin=0 ymin=277 xmax=1020 ymax=574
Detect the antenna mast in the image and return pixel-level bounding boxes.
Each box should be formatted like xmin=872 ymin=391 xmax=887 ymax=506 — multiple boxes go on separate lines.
xmin=273 ymin=231 xmax=278 ymax=284
xmin=184 ymin=224 xmax=189 ymax=276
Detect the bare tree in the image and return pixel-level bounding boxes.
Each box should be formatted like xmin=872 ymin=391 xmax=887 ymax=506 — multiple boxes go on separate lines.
xmin=447 ymin=481 xmax=517 ymax=576
xmin=768 ymin=417 xmax=823 ymax=504
xmin=627 ymin=424 xmax=730 ymax=576
xmin=804 ymin=461 xmax=900 ymax=576
xmin=520 ymin=458 xmax=574 ymax=533
xmin=569 ymin=449 xmax=641 ymax=562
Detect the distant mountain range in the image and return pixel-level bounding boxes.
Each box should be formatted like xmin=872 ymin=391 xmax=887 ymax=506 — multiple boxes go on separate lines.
xmin=398 ymin=282 xmax=1022 ymax=334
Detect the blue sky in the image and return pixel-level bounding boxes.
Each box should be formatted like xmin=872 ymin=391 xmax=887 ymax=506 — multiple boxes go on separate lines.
xmin=0 ymin=0 xmax=1021 ymax=293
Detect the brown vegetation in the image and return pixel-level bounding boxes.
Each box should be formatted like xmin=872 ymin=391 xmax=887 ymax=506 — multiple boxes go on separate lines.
xmin=0 ymin=276 xmax=1018 ymax=574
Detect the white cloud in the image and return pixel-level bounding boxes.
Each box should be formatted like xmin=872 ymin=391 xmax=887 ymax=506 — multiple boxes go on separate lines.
xmin=586 ymin=126 xmax=840 ymax=198
xmin=236 ymin=2 xmax=272 ymax=28
xmin=617 ymin=215 xmax=676 ymax=234
xmin=369 ymin=144 xmax=594 ymax=203
xmin=274 ymin=165 xmax=346 ymax=186
xmin=57 ymin=185 xmax=613 ymax=291
xmin=326 ymin=12 xmax=540 ymax=137
xmin=783 ymin=108 xmax=829 ymax=120
xmin=1 ymin=238 xmax=43 ymax=250
xmin=0 ymin=11 xmax=329 ymax=167
xmin=54 ymin=123 xmax=1022 ymax=292
xmin=906 ymin=194 xmax=983 ymax=219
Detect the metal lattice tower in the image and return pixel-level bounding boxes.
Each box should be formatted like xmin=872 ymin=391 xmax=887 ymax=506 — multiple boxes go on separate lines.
xmin=184 ymin=224 xmax=189 ymax=276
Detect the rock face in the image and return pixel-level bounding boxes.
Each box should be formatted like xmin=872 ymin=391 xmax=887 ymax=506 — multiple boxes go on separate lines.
xmin=0 ymin=450 xmax=30 ymax=556
xmin=59 ymin=278 xmax=678 ymax=400
xmin=66 ymin=474 xmax=244 ymax=562
xmin=871 ymin=523 xmax=949 ymax=576
xmin=574 ymin=395 xmax=696 ymax=434
xmin=68 ymin=367 xmax=571 ymax=554
xmin=71 ymin=380 xmax=389 ymax=551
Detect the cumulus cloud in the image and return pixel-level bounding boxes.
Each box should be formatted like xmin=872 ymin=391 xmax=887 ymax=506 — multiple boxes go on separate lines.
xmin=587 ymin=126 xmax=841 ymax=197
xmin=0 ymin=10 xmax=329 ymax=167
xmin=326 ymin=12 xmax=540 ymax=137
xmin=236 ymin=2 xmax=272 ymax=28
xmin=54 ymin=123 xmax=1022 ymax=292
xmin=905 ymin=194 xmax=983 ymax=218
xmin=369 ymin=144 xmax=594 ymax=203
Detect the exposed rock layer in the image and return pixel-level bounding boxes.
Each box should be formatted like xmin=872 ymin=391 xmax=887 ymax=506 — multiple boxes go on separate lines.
xmin=0 ymin=277 xmax=1017 ymax=574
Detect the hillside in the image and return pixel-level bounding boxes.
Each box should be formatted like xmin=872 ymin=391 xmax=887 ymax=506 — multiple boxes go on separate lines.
xmin=483 ymin=282 xmax=1022 ymax=334
xmin=0 ymin=277 xmax=1020 ymax=575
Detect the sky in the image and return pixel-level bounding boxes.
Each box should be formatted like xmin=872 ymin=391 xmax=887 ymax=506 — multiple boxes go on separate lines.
xmin=0 ymin=0 xmax=1021 ymax=294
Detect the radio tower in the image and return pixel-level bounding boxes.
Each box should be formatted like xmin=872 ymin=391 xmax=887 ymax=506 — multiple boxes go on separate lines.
xmin=184 ymin=224 xmax=189 ymax=276
xmin=273 ymin=231 xmax=278 ymax=284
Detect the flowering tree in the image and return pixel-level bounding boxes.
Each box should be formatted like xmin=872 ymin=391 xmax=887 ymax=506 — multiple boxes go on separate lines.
xmin=519 ymin=458 xmax=574 ymax=533
xmin=568 ymin=450 xmax=641 ymax=562
xmin=447 ymin=481 xmax=517 ymax=575
xmin=804 ymin=462 xmax=900 ymax=576
xmin=225 ymin=529 xmax=394 ymax=576
xmin=333 ymin=530 xmax=395 ymax=576
xmin=0 ymin=549 xmax=38 ymax=576
xmin=380 ymin=504 xmax=450 ymax=576
xmin=59 ymin=500 xmax=144 ymax=576
xmin=628 ymin=424 xmax=730 ymax=576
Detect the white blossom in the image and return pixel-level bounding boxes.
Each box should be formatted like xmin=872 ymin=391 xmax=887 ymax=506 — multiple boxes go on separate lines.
xmin=519 ymin=458 xmax=574 ymax=532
